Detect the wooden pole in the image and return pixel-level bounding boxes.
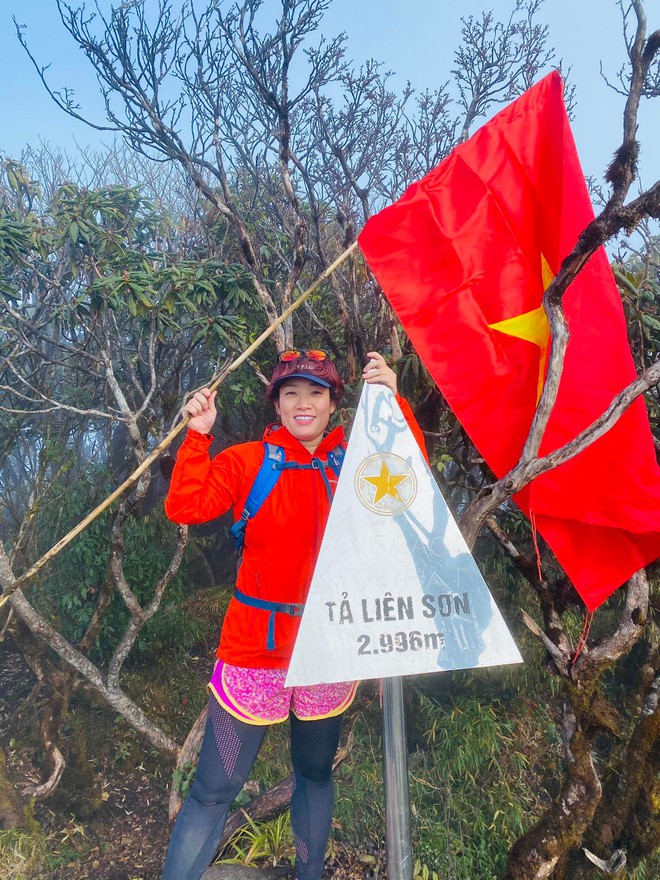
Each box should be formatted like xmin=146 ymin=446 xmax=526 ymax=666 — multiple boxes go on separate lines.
xmin=1 ymin=241 xmax=359 ymax=606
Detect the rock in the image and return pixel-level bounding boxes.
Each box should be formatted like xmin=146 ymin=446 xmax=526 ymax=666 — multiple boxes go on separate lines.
xmin=202 ymin=865 xmax=293 ymax=880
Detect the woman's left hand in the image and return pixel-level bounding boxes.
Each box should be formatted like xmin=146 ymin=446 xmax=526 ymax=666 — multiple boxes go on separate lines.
xmin=362 ymin=351 xmax=397 ymax=395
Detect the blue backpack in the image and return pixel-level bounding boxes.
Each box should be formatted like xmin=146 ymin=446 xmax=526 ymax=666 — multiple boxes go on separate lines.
xmin=229 ymin=441 xmax=345 ymax=551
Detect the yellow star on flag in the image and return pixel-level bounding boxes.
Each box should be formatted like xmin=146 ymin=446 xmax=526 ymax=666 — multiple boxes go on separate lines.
xmin=488 ymin=255 xmax=554 ymax=402
xmin=362 ymin=462 xmax=409 ymax=505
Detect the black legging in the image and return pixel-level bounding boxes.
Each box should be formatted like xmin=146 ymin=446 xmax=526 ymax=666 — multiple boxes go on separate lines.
xmin=162 ymin=697 xmax=343 ymax=880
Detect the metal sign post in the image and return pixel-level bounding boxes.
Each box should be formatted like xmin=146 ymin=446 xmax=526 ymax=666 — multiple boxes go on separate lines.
xmin=382 ymin=676 xmax=413 ymax=880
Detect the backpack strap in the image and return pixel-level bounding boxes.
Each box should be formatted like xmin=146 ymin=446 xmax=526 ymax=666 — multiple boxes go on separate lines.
xmin=229 ymin=443 xmax=285 ymax=550
xmin=229 ymin=441 xmax=346 ymax=551
xmin=327 ymin=444 xmax=345 ymax=477
xmin=229 ymin=440 xmax=346 ymax=650
xmin=312 ymin=444 xmax=345 ymax=501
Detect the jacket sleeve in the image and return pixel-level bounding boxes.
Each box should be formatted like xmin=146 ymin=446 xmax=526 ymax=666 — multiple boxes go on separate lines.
xmin=164 ymin=429 xmax=251 ymax=524
xmin=395 ymin=395 xmax=430 ymax=465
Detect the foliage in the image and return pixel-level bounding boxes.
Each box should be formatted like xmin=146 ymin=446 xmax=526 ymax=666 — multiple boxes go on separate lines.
xmin=171 ymin=761 xmax=197 ymax=803
xmin=0 ymin=167 xmax=253 ymax=392
xmin=0 ymin=817 xmax=88 ymax=880
xmin=328 ymin=655 xmax=559 ymax=880
xmin=410 ymin=695 xmax=544 ymax=878
xmin=0 ymin=829 xmax=47 ymax=880
xmin=7 ymin=452 xmax=196 ymax=654
xmin=218 ymin=812 xmax=296 ymax=868
xmin=0 ymin=166 xmax=262 ymax=768
xmin=616 ymin=235 xmax=660 ymax=433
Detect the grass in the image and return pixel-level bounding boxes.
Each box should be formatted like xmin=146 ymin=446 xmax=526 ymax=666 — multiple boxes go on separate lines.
xmin=217 ymin=812 xmax=296 ymax=868
xmin=330 ymin=659 xmax=561 ymax=880
xmin=0 ymin=818 xmax=88 ymax=880
xmin=0 ymin=830 xmax=46 ymax=880
xmin=630 ymin=855 xmax=660 ymax=879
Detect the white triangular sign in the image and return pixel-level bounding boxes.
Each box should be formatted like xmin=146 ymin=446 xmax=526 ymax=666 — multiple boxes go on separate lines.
xmin=286 ymin=385 xmax=522 ymax=686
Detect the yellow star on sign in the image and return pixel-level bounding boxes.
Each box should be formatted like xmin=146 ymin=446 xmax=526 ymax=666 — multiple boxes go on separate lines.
xmin=488 ymin=255 xmax=554 ymax=402
xmin=362 ymin=462 xmax=409 ymax=505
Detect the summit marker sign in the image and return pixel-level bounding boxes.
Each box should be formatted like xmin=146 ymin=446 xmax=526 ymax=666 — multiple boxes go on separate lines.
xmin=286 ymin=384 xmax=522 ymax=687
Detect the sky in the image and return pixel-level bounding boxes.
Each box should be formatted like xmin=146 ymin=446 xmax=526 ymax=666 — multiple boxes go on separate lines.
xmin=0 ymin=0 xmax=658 ymax=193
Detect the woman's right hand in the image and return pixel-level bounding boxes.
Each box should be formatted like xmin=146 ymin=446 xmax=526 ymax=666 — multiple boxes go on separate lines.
xmin=183 ymin=388 xmax=217 ymax=435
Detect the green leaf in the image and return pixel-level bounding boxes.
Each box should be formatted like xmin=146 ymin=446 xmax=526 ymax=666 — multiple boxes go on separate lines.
xmin=641 ymin=314 xmax=660 ymax=331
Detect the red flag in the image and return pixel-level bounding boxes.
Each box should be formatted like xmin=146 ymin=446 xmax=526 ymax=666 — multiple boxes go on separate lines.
xmin=358 ymin=71 xmax=660 ymax=611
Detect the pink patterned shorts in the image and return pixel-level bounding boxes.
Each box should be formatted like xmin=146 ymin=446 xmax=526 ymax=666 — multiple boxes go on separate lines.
xmin=208 ymin=660 xmax=358 ymax=725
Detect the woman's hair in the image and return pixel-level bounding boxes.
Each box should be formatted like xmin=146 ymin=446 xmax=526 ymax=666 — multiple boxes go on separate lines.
xmin=266 ymin=354 xmax=344 ymax=404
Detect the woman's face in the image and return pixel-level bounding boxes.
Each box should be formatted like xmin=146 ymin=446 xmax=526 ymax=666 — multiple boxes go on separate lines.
xmin=274 ymin=378 xmax=335 ymax=451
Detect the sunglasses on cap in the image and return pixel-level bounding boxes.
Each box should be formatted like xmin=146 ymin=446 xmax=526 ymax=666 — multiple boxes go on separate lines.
xmin=278 ymin=349 xmax=327 ymax=362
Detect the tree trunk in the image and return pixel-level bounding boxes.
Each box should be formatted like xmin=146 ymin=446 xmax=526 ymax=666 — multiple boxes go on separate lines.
xmin=0 ymin=749 xmax=27 ymax=830
xmin=503 ymin=712 xmax=602 ymax=880
xmin=169 ymin=704 xmax=209 ymax=827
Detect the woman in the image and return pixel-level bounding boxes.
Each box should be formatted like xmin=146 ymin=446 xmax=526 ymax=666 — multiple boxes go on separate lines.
xmin=162 ymin=350 xmax=425 ymax=880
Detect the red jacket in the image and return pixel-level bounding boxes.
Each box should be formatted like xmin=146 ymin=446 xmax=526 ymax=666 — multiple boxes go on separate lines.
xmin=165 ymin=397 xmax=426 ymax=668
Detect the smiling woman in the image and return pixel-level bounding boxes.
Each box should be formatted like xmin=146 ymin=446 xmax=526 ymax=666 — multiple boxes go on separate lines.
xmin=161 ymin=348 xmax=426 ymax=880
xmin=273 ymin=379 xmax=336 ymax=451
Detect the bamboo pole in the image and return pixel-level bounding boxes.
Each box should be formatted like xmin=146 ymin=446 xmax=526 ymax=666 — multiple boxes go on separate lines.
xmin=1 ymin=241 xmax=359 ymax=606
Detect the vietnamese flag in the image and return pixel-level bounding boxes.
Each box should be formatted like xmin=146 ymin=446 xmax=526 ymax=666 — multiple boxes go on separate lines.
xmin=358 ymin=71 xmax=660 ymax=611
